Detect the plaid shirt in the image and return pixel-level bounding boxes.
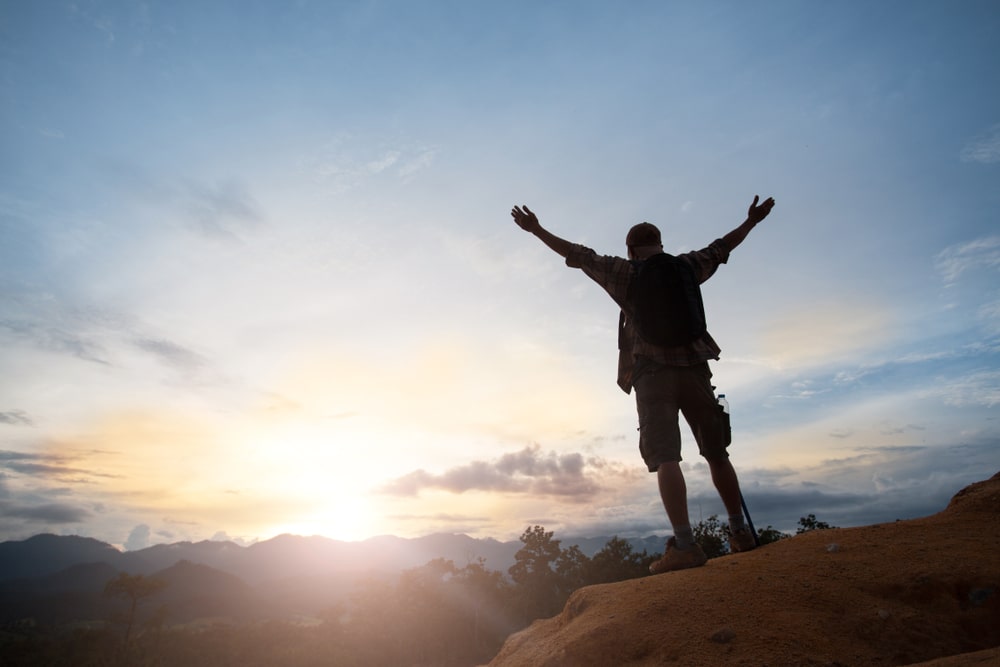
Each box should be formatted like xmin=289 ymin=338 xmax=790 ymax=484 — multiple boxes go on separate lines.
xmin=565 ymin=238 xmax=731 ymax=393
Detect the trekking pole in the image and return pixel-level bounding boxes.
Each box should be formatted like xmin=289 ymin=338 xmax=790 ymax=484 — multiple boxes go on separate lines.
xmin=740 ymin=491 xmax=761 ymax=547
xmin=719 ymin=392 xmax=761 ymax=547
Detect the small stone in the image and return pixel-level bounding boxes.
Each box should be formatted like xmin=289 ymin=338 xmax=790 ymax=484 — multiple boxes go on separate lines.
xmin=877 ymin=609 xmax=891 ymax=620
xmin=710 ymin=626 xmax=736 ymax=644
xmin=968 ymin=588 xmax=995 ymax=606
xmin=826 ymin=543 xmax=840 ymax=553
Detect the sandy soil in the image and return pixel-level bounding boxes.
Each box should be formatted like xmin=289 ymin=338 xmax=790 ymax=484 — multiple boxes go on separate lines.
xmin=488 ymin=473 xmax=1000 ymax=667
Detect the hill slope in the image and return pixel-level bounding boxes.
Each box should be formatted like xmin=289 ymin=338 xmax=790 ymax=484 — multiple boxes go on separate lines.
xmin=489 ymin=473 xmax=1000 ymax=667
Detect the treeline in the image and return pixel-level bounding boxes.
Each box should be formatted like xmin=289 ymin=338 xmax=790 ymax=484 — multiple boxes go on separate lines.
xmin=1 ymin=516 xmax=834 ymax=667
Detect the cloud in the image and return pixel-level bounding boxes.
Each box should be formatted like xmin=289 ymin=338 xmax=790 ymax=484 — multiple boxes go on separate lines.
xmin=727 ymin=440 xmax=999 ymax=533
xmin=0 ymin=450 xmax=91 ymax=478
xmin=0 ymin=450 xmax=117 ymax=482
xmin=398 ymin=149 xmax=437 ymax=179
xmin=960 ymin=123 xmax=1000 ymax=163
xmin=379 ymin=444 xmax=604 ymax=499
xmin=0 ymin=500 xmax=90 ymax=523
xmin=306 ymin=134 xmax=437 ymax=193
xmin=1 ymin=288 xmax=218 ymax=386
xmin=928 ymin=369 xmax=1000 ymax=408
xmin=125 ymin=524 xmax=151 ymax=551
xmin=184 ymin=179 xmax=263 ymax=239
xmin=935 ymin=235 xmax=1000 ymax=286
xmin=0 ymin=317 xmax=111 ymax=365
xmin=131 ymin=337 xmax=205 ymax=372
xmin=0 ymin=410 xmax=34 ymax=426
xmin=366 ymin=151 xmax=400 ymax=173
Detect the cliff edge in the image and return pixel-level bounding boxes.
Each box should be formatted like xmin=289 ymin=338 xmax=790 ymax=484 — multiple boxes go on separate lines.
xmin=489 ymin=473 xmax=1000 ymax=667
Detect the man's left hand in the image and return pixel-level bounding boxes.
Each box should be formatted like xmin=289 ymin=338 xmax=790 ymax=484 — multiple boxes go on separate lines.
xmin=747 ymin=195 xmax=775 ymax=224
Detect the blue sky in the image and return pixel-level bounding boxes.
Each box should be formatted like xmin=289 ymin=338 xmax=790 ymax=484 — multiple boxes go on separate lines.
xmin=1 ymin=0 xmax=998 ymax=550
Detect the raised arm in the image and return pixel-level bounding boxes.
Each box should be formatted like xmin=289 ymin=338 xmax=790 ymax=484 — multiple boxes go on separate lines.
xmin=721 ymin=195 xmax=776 ymax=252
xmin=511 ymin=205 xmax=575 ymax=258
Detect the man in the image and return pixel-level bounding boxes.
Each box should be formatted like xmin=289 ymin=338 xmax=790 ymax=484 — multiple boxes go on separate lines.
xmin=510 ymin=195 xmax=775 ymax=573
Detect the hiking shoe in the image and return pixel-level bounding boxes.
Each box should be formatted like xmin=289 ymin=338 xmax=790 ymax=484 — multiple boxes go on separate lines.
xmin=649 ymin=537 xmax=707 ymax=574
xmin=729 ymin=527 xmax=757 ymax=553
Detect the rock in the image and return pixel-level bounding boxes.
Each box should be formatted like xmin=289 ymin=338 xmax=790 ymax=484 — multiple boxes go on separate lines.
xmin=488 ymin=473 xmax=1000 ymax=667
xmin=709 ymin=626 xmax=736 ymax=644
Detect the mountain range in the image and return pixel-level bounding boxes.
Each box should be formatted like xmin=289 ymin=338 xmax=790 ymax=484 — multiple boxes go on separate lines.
xmin=0 ymin=531 xmax=665 ymax=627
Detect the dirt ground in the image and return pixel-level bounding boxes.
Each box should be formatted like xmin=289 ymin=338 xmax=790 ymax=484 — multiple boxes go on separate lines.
xmin=488 ymin=473 xmax=1000 ymax=667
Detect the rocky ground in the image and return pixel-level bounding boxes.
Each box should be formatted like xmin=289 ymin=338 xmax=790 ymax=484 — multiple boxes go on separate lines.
xmin=488 ymin=473 xmax=1000 ymax=667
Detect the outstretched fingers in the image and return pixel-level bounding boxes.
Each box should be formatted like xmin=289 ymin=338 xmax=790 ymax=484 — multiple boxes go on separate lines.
xmin=748 ymin=195 xmax=775 ymax=222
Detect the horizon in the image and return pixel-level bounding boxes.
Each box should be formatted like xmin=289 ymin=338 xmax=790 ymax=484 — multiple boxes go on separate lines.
xmin=2 ymin=1 xmax=998 ymax=551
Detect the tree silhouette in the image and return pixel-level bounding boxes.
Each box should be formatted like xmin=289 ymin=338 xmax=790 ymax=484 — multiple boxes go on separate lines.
xmin=103 ymin=572 xmax=167 ymax=648
xmin=585 ymin=536 xmax=648 ymax=584
xmin=452 ymin=557 xmax=515 ymax=660
xmin=508 ymin=526 xmax=565 ymax=622
xmin=693 ymin=515 xmax=730 ymax=558
xmin=757 ymin=525 xmax=791 ymax=545
xmin=796 ymin=513 xmax=837 ymax=533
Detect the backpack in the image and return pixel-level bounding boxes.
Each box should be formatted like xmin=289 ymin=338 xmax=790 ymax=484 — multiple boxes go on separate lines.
xmin=625 ymin=253 xmax=707 ymax=347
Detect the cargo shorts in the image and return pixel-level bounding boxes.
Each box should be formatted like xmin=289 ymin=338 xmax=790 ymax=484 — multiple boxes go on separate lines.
xmin=633 ymin=361 xmax=731 ymax=472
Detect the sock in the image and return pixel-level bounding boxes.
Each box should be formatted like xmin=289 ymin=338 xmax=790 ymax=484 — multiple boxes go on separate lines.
xmin=729 ymin=514 xmax=747 ymax=534
xmin=673 ymin=526 xmax=695 ymax=550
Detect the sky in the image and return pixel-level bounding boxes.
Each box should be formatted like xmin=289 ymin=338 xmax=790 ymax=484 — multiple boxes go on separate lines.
xmin=1 ymin=0 xmax=998 ymax=552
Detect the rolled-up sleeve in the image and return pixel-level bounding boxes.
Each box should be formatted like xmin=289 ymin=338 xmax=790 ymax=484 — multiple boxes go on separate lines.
xmin=565 ymin=244 xmax=633 ymax=305
xmin=682 ymin=239 xmax=730 ymax=284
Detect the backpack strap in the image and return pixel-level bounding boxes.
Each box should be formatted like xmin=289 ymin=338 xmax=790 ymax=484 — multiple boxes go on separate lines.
xmin=616 ymin=259 xmax=642 ymax=351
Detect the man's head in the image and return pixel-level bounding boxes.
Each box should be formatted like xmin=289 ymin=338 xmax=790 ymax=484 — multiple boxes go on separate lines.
xmin=626 ymin=222 xmax=663 ymax=259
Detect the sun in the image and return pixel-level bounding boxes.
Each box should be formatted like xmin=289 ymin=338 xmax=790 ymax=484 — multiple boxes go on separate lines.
xmin=315 ymin=493 xmax=379 ymax=542
xmin=266 ymin=492 xmax=379 ymax=542
xmin=235 ymin=418 xmax=390 ymax=542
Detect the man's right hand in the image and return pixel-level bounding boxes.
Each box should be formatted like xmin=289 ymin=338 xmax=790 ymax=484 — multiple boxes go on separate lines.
xmin=510 ymin=204 xmax=574 ymax=258
xmin=511 ymin=205 xmax=541 ymax=233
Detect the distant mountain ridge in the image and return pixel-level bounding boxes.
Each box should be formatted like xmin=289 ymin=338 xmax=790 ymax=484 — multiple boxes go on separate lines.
xmin=0 ymin=531 xmax=665 ymax=585
xmin=0 ymin=531 xmax=666 ymax=626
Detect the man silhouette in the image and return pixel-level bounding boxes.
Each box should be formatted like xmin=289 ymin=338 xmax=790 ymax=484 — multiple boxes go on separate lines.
xmin=510 ymin=195 xmax=775 ymax=573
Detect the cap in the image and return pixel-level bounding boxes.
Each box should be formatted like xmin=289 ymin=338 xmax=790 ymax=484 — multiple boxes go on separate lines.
xmin=626 ymin=222 xmax=661 ymax=247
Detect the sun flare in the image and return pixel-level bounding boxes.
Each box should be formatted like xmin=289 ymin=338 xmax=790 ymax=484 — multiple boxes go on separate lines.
xmin=268 ymin=493 xmax=377 ymax=542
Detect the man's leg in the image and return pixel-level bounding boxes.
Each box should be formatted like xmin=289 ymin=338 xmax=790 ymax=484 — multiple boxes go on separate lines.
xmin=678 ymin=363 xmax=755 ymax=550
xmin=707 ymin=457 xmax=743 ymax=518
xmin=657 ymin=461 xmax=691 ymax=530
xmin=648 ymin=460 xmax=706 ymax=573
xmin=636 ymin=369 xmax=708 ymax=572
xmin=709 ymin=457 xmax=756 ymax=551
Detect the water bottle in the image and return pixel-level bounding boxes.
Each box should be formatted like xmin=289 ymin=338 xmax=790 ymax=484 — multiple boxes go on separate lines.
xmin=717 ymin=393 xmax=731 ymax=445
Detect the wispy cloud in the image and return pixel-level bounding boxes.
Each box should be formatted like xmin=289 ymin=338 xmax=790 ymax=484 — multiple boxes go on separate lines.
xmin=0 ymin=317 xmax=111 ymax=365
xmin=0 ymin=450 xmax=113 ymax=480
xmin=960 ymin=123 xmax=1000 ymax=163
xmin=131 ymin=337 xmax=205 ymax=373
xmin=398 ymin=149 xmax=437 ymax=179
xmin=935 ymin=235 xmax=1000 ymax=286
xmin=184 ymin=179 xmax=263 ymax=239
xmin=928 ymin=369 xmax=1000 ymax=408
xmin=0 ymin=410 xmax=34 ymax=426
xmin=0 ymin=466 xmax=92 ymax=527
xmin=307 ymin=134 xmax=437 ymax=193
xmin=0 ymin=500 xmax=90 ymax=523
xmin=1 ymin=289 xmax=216 ymax=385
xmin=380 ymin=444 xmax=605 ymax=499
